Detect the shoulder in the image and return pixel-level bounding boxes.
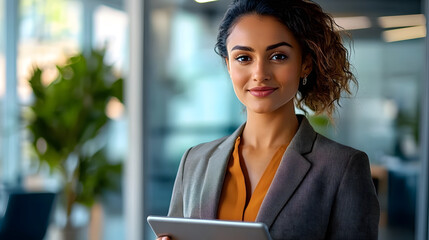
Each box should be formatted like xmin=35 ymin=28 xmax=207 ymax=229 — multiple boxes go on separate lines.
xmin=175 ymin=131 xmax=240 ymax=199
xmin=294 ymin=115 xmax=366 ymax=162
xmin=313 ymin=133 xmax=363 ymax=157
xmin=186 ymin=135 xmax=231 ymax=158
xmin=183 ymin=124 xmax=244 ymax=161
xmin=308 ymin=133 xmax=370 ymax=174
xmin=179 ymin=125 xmax=243 ymax=175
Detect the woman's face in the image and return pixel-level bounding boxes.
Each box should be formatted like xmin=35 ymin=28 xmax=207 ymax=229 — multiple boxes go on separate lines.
xmin=225 ymin=14 xmax=311 ymax=115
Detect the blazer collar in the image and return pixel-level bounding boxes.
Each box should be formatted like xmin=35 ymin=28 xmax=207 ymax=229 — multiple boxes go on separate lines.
xmin=256 ymin=115 xmax=317 ymax=227
xmin=288 ymin=115 xmax=317 ymax=154
xmin=200 ymin=124 xmax=245 ymax=219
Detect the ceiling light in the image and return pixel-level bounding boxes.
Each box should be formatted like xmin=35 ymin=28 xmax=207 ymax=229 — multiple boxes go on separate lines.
xmin=334 ymin=16 xmax=371 ymax=30
xmin=195 ymin=0 xmax=218 ymax=3
xmin=382 ymin=25 xmax=426 ymax=42
xmin=378 ymin=14 xmax=426 ymax=28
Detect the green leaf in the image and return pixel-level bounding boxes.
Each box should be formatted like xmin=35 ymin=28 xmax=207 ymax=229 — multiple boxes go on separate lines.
xmin=26 ymin=49 xmax=124 ymax=208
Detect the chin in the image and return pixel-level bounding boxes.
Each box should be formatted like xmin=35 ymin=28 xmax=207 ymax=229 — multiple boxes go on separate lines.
xmin=247 ymin=105 xmax=277 ymax=114
xmin=246 ymin=102 xmax=292 ymax=115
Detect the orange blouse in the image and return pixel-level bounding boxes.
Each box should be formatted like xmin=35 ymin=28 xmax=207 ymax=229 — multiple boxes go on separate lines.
xmin=217 ymin=136 xmax=286 ymax=222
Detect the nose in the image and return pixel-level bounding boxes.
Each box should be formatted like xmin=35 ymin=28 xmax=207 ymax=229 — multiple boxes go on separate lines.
xmin=252 ymin=60 xmax=271 ymax=82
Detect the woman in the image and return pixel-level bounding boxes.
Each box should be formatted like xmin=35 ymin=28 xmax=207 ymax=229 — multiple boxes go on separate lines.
xmin=160 ymin=0 xmax=380 ymax=239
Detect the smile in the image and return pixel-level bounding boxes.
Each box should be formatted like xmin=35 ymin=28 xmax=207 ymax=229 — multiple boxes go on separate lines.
xmin=248 ymin=86 xmax=277 ymax=97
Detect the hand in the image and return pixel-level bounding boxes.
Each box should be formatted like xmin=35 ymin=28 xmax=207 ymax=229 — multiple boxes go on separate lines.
xmin=156 ymin=236 xmax=171 ymax=240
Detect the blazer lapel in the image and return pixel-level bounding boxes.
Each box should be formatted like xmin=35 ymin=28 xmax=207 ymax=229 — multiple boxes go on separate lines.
xmin=256 ymin=116 xmax=317 ymax=228
xmin=200 ymin=124 xmax=245 ymax=219
xmin=255 ymin=149 xmax=311 ymax=227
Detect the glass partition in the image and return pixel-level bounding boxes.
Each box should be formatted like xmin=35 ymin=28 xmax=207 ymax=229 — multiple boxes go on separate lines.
xmin=94 ymin=4 xmax=128 ymax=71
xmin=0 ymin=0 xmax=127 ymax=239
xmin=93 ymin=4 xmax=128 ymax=239
xmin=0 ymin=0 xmax=5 ymax=179
xmin=18 ymin=0 xmax=81 ymax=105
xmin=333 ymin=39 xmax=424 ymax=240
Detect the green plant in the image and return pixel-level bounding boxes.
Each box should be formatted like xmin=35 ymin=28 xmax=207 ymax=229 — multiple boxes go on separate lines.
xmin=27 ymin=49 xmax=123 ymax=217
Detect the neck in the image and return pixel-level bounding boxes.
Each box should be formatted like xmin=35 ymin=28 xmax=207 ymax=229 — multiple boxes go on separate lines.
xmin=242 ymin=104 xmax=299 ymax=149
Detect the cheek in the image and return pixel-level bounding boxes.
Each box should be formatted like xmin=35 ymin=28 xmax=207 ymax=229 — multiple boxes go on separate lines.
xmin=281 ymin=63 xmax=301 ymax=79
xmin=274 ymin=67 xmax=301 ymax=94
xmin=287 ymin=78 xmax=300 ymax=96
xmin=229 ymin=71 xmax=248 ymax=104
xmin=229 ymin=68 xmax=248 ymax=88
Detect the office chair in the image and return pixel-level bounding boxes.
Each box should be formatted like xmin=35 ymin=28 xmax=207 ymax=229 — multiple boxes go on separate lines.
xmin=0 ymin=192 xmax=56 ymax=240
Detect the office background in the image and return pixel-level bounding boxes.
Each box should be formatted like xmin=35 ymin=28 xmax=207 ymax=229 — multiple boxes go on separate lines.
xmin=1 ymin=0 xmax=429 ymax=239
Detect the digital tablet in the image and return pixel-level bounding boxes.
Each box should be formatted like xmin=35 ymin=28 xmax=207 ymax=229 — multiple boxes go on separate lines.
xmin=147 ymin=216 xmax=272 ymax=240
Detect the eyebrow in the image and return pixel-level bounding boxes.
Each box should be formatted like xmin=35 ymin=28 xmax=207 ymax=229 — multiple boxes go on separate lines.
xmin=231 ymin=41 xmax=293 ymax=52
xmin=266 ymin=42 xmax=293 ymax=50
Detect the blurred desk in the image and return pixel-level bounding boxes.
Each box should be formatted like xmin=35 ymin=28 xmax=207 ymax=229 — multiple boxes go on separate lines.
xmin=371 ymin=164 xmax=388 ymax=226
xmin=371 ymin=158 xmax=419 ymax=231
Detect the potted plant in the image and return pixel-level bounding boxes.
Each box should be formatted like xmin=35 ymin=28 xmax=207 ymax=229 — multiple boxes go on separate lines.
xmin=26 ymin=49 xmax=123 ymax=239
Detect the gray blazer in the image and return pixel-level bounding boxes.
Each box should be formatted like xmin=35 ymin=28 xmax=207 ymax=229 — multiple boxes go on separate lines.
xmin=168 ymin=116 xmax=380 ymax=240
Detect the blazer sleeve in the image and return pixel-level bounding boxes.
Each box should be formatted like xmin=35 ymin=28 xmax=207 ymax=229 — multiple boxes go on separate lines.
xmin=326 ymin=151 xmax=380 ymax=240
xmin=167 ymin=147 xmax=192 ymax=217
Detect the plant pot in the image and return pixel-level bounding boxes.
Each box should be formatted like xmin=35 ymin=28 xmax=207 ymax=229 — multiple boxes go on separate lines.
xmin=62 ymin=223 xmax=89 ymax=240
xmin=52 ymin=203 xmax=90 ymax=240
xmin=88 ymin=202 xmax=104 ymax=240
xmin=47 ymin=202 xmax=104 ymax=240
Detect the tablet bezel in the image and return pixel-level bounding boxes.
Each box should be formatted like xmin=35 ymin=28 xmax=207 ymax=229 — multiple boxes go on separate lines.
xmin=147 ymin=216 xmax=272 ymax=240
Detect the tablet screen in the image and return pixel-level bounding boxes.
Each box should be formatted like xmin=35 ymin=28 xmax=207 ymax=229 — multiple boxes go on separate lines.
xmin=147 ymin=216 xmax=272 ymax=240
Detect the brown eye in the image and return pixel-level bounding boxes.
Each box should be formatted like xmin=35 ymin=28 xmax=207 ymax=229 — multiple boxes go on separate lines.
xmin=271 ymin=54 xmax=287 ymax=61
xmin=236 ymin=55 xmax=251 ymax=62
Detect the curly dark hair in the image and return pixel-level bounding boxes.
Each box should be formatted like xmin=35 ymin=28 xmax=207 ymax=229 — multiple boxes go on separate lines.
xmin=215 ymin=0 xmax=357 ymax=118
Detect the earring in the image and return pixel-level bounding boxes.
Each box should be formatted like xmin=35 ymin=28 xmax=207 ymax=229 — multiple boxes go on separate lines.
xmin=302 ymin=76 xmax=308 ymax=86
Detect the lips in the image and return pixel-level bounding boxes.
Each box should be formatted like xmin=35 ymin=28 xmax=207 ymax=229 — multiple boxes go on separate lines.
xmin=248 ymin=86 xmax=277 ymax=97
